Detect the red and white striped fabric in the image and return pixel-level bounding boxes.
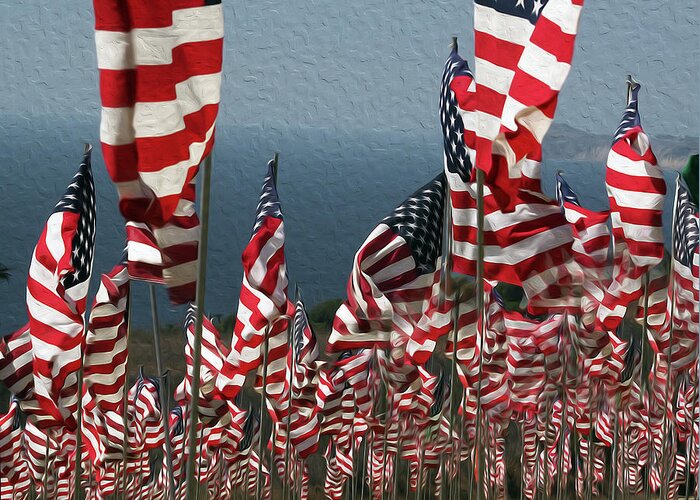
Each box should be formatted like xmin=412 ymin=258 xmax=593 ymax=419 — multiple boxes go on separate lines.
xmin=174 ymin=307 xmax=230 ymax=423
xmin=93 ymin=0 xmax=222 ymax=303
xmin=82 ymin=260 xmax=130 ymax=459
xmin=125 ymin=180 xmax=200 ymax=304
xmin=218 ymin=159 xmax=291 ymax=400
xmin=0 ymin=324 xmax=34 ymax=402
xmin=25 ymin=148 xmax=96 ymax=430
xmin=441 ymin=50 xmax=576 ymax=307
xmin=597 ymin=84 xmax=666 ymax=332
xmin=472 ymin=0 xmax=584 ymax=207
xmin=0 ymin=399 xmax=23 ymax=485
xmin=327 ymin=174 xmax=446 ymax=362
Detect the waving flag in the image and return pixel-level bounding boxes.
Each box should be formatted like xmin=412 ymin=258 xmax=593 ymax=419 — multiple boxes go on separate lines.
xmin=25 ymin=147 xmax=96 ymax=429
xmin=555 ymin=172 xmax=611 ymax=322
xmin=597 ymin=84 xmax=666 ymax=332
xmin=218 ymin=158 xmax=291 ymax=400
xmin=0 ymin=325 xmax=34 ymax=402
xmin=82 ymin=259 xmax=131 ymax=461
xmin=93 ymin=0 xmax=223 ymax=303
xmin=472 ymin=0 xmax=584 ymax=207
xmin=442 ymin=48 xmax=575 ymax=308
xmin=327 ymin=174 xmax=445 ymax=361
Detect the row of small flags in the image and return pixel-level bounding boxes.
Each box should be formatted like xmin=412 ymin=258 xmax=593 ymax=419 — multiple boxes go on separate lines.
xmin=0 ymin=0 xmax=698 ymax=499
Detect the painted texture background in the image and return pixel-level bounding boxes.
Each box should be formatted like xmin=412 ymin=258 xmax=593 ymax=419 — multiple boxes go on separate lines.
xmin=0 ymin=1 xmax=698 ymax=330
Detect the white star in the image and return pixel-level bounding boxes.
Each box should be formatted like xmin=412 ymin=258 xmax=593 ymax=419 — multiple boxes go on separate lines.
xmin=516 ymin=0 xmax=526 ymax=8
xmin=532 ymin=0 xmax=544 ymax=16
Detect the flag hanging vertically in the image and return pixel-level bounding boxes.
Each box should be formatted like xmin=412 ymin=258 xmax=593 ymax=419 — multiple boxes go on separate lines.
xmin=93 ymin=0 xmax=223 ymax=303
xmin=217 ymin=158 xmax=291 ymax=400
xmin=596 ymin=84 xmax=666 ymax=332
xmin=472 ymin=0 xmax=585 ymax=206
xmin=25 ymin=147 xmax=96 ymax=429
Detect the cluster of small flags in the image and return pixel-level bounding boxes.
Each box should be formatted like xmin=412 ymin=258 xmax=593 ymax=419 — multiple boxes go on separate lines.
xmin=0 ymin=1 xmax=698 ymax=500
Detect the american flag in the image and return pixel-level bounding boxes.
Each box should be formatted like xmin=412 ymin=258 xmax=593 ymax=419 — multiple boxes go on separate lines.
xmin=82 ymin=259 xmax=130 ymax=459
xmin=669 ymin=175 xmax=699 ymax=335
xmin=217 ymin=158 xmax=291 ymax=403
xmin=442 ymin=49 xmax=576 ymax=311
xmin=25 ymin=147 xmax=96 ymax=430
xmin=472 ymin=0 xmax=584 ymax=206
xmin=327 ymin=174 xmax=445 ymax=359
xmin=597 ymin=84 xmax=666 ymax=333
xmin=93 ymin=0 xmax=222 ymax=304
xmin=555 ymin=173 xmax=611 ymax=322
xmin=0 ymin=325 xmax=34 ymax=403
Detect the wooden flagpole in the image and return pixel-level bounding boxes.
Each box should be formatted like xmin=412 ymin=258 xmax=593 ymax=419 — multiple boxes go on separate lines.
xmin=184 ymin=152 xmax=214 ymax=499
xmin=149 ymin=284 xmax=176 ymax=500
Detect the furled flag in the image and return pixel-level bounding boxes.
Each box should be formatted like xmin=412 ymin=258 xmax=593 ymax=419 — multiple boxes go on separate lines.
xmin=25 ymin=147 xmax=96 ymax=429
xmin=0 ymin=325 xmax=34 ymax=402
xmin=472 ymin=0 xmax=585 ymax=207
xmin=442 ymin=47 xmax=575 ymax=308
xmin=327 ymin=174 xmax=445 ymax=361
xmin=596 ymin=83 xmax=666 ymax=332
xmin=217 ymin=158 xmax=291 ymax=399
xmin=93 ymin=0 xmax=223 ymax=304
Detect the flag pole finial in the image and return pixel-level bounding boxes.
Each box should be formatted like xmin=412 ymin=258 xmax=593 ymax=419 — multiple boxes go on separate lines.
xmin=272 ymin=152 xmax=280 ymax=184
xmin=626 ymin=75 xmax=638 ymax=103
xmin=451 ymin=37 xmax=458 ymax=51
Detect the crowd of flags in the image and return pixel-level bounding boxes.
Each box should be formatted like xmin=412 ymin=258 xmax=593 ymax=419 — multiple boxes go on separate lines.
xmin=0 ymin=0 xmax=698 ymax=499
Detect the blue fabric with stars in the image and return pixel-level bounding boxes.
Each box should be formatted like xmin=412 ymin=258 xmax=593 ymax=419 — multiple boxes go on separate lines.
xmin=475 ymin=0 xmax=550 ymax=25
xmin=56 ymin=147 xmax=96 ymax=291
xmin=613 ymin=84 xmax=642 ymax=144
xmin=440 ymin=47 xmax=474 ymax=183
xmin=381 ymin=174 xmax=445 ymax=276
xmin=555 ymin=172 xmax=581 ymax=209
xmin=673 ymin=175 xmax=699 ymax=268
xmin=252 ymin=159 xmax=283 ymax=236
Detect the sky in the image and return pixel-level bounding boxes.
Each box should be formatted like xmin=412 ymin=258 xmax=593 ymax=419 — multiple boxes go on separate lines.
xmin=0 ymin=1 xmax=697 ymax=330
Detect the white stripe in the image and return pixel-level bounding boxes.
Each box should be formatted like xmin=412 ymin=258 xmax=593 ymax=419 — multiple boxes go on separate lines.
xmin=542 ymin=0 xmax=584 ymax=35
xmin=518 ymin=43 xmax=572 ymax=91
xmin=95 ymin=5 xmax=224 ymax=70
xmin=474 ymin=3 xmax=534 ymax=46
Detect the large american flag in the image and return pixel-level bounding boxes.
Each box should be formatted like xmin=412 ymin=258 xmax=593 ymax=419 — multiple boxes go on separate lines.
xmin=93 ymin=0 xmax=222 ymax=304
xmin=25 ymin=147 xmax=96 ymax=430
xmin=327 ymin=174 xmax=445 ymax=360
xmin=217 ymin=158 xmax=291 ymax=401
xmin=442 ymin=48 xmax=575 ymax=311
xmin=472 ymin=0 xmax=584 ymax=206
xmin=596 ymin=84 xmax=666 ymax=332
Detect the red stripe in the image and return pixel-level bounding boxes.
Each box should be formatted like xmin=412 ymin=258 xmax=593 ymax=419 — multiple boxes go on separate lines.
xmin=94 ymin=0 xmax=216 ymax=31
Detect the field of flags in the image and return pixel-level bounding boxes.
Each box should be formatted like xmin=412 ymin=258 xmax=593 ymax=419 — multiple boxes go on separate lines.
xmin=0 ymin=0 xmax=698 ymax=499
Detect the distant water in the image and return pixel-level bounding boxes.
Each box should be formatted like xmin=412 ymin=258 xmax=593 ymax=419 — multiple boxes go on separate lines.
xmin=0 ymin=114 xmax=677 ymax=333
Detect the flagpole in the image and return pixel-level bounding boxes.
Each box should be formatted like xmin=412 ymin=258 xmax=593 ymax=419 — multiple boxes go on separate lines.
xmin=119 ymin=292 xmax=133 ymax=500
xmin=149 ymin=284 xmax=176 ymax=500
xmin=255 ymin=324 xmax=270 ymax=500
xmin=473 ymin=166 xmax=487 ymax=500
xmin=283 ymin=287 xmax=298 ymax=500
xmin=185 ymin=152 xmax=214 ymax=499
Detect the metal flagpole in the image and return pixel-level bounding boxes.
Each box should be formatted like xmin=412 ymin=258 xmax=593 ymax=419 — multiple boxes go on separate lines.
xmin=185 ymin=152 xmax=214 ymax=499
xmin=149 ymin=284 xmax=176 ymax=500
xmin=473 ymin=167 xmax=487 ymax=500
xmin=255 ymin=325 xmax=271 ymax=500
xmin=283 ymin=287 xmax=298 ymax=500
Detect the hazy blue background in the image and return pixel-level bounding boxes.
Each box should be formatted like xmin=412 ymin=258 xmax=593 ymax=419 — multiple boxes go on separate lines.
xmin=0 ymin=1 xmax=697 ymax=332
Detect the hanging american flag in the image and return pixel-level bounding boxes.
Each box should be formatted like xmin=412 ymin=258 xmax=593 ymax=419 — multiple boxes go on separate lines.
xmin=472 ymin=0 xmax=585 ymax=207
xmin=93 ymin=0 xmax=222 ymax=304
xmin=328 ymin=174 xmax=445 ymax=359
xmin=25 ymin=147 xmax=96 ymax=430
xmin=596 ymin=83 xmax=666 ymax=332
xmin=217 ymin=158 xmax=291 ymax=400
